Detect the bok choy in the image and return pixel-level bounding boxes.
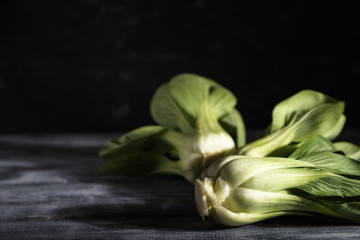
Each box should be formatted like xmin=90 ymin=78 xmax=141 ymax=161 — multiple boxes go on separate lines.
xmin=98 ymin=73 xmax=246 ymax=183
xmin=235 ymin=90 xmax=346 ymax=157
xmin=195 ymin=150 xmax=360 ymax=226
xmin=194 ymin=89 xmax=360 ymax=226
xmin=98 ymin=72 xmax=360 ymax=227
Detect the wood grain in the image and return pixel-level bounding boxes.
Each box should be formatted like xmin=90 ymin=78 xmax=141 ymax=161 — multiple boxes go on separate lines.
xmin=1 ymin=130 xmax=360 ymax=239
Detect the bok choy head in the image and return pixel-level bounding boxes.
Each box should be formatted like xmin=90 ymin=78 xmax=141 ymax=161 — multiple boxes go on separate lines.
xmin=195 ymin=152 xmax=360 ymax=226
xmin=99 ymin=73 xmax=246 ymax=183
xmin=236 ymin=90 xmax=346 ymax=157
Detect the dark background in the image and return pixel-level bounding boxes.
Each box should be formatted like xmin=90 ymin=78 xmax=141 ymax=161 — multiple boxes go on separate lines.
xmin=1 ymin=0 xmax=359 ymax=133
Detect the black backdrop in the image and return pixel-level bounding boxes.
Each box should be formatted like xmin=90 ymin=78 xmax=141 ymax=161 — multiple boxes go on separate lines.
xmin=1 ymin=1 xmax=359 ymax=133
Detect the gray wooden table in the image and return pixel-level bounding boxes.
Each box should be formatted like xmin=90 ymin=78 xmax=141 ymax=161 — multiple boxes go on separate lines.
xmin=1 ymin=129 xmax=360 ymax=240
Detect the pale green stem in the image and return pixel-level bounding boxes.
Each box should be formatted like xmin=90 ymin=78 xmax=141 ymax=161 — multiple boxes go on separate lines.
xmin=235 ymin=126 xmax=294 ymax=157
xmin=161 ymin=129 xmax=188 ymax=150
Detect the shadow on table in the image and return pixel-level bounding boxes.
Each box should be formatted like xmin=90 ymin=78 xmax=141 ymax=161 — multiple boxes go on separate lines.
xmin=56 ymin=204 xmax=227 ymax=231
xmin=54 ymin=172 xmax=230 ymax=231
xmin=56 ymin=203 xmax=352 ymax=232
xmin=54 ymin=173 xmax=353 ymax=232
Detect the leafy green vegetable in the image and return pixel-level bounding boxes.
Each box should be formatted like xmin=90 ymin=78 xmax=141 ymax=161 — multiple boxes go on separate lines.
xmin=98 ymin=73 xmax=360 ymax=227
xmin=334 ymin=141 xmax=360 ymax=160
xmin=99 ymin=73 xmax=246 ymax=182
xmin=195 ymin=154 xmax=360 ymax=226
xmin=99 ymin=125 xmax=167 ymax=160
xmin=235 ymin=90 xmax=346 ymax=157
xmin=295 ymin=152 xmax=360 ymax=177
xmin=288 ymin=135 xmax=336 ymax=159
xmin=218 ymin=109 xmax=246 ymax=148
xmin=99 ymin=126 xmax=182 ymax=176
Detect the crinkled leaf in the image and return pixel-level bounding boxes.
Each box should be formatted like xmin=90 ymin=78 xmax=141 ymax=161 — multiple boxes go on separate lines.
xmin=218 ymin=109 xmax=246 ymax=147
xmin=150 ymin=73 xmax=238 ymax=135
xmin=98 ymin=125 xmax=167 ymax=160
xmin=236 ymin=91 xmax=345 ymax=157
xmin=334 ymin=141 xmax=360 ymax=160
xmin=168 ymin=73 xmax=237 ymax=120
xmin=289 ymin=136 xmax=336 ymax=159
xmin=297 ymin=175 xmax=360 ymax=198
xmin=291 ymin=102 xmax=345 ymax=142
xmin=298 ymin=152 xmax=360 ymax=176
xmin=269 ymin=90 xmax=340 ymax=133
xmin=317 ymin=200 xmax=360 ymax=221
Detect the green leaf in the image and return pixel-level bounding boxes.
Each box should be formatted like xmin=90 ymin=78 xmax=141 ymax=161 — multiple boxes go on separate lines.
xmin=236 ymin=90 xmax=345 ymax=157
xmin=269 ymin=90 xmax=341 ymax=133
xmin=150 ymin=83 xmax=194 ymax=134
xmin=334 ymin=141 xmax=360 ymax=160
xmin=218 ymin=109 xmax=246 ymax=148
xmin=298 ymin=152 xmax=360 ymax=176
xmin=150 ymin=73 xmax=239 ymax=136
xmin=291 ymin=102 xmax=345 ymax=142
xmin=168 ymin=73 xmax=237 ymax=120
xmin=289 ymin=136 xmax=336 ymax=159
xmin=326 ymin=114 xmax=347 ymax=140
xmin=99 ymin=152 xmax=181 ymax=176
xmin=298 ymin=175 xmax=360 ymax=198
xmin=98 ymin=125 xmax=167 ymax=160
xmin=208 ymin=84 xmax=238 ymax=119
xmin=267 ymin=144 xmax=299 ymax=157
xmin=317 ymin=201 xmax=360 ymax=221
